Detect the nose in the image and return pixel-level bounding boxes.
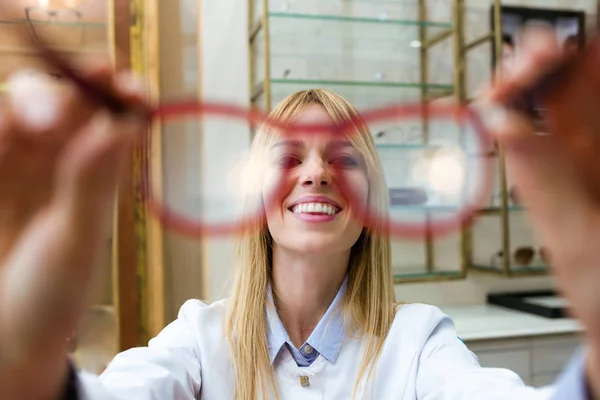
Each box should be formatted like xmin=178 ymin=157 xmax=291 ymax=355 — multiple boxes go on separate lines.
xmin=300 ymin=159 xmax=332 ymax=188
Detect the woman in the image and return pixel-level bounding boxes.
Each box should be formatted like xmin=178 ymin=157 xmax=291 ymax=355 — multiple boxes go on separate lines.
xmin=1 ymin=31 xmax=600 ymax=399
xmin=76 ymin=87 xmax=557 ymax=399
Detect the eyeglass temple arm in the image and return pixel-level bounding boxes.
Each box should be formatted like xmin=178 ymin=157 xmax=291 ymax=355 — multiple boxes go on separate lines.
xmin=23 ymin=11 xmax=137 ymax=117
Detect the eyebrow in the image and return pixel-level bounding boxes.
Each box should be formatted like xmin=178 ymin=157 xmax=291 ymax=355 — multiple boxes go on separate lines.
xmin=271 ymin=139 xmax=304 ymax=149
xmin=271 ymin=139 xmax=354 ymax=150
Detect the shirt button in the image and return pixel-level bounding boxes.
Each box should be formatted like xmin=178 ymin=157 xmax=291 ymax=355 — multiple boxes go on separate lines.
xmin=303 ymin=345 xmax=314 ymax=355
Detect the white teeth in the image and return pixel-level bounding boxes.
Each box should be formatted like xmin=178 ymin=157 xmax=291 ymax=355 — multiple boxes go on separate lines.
xmin=291 ymin=202 xmax=338 ymax=215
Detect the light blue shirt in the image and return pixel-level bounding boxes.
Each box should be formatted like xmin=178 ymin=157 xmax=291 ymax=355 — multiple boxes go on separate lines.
xmin=265 ymin=276 xmax=593 ymax=398
xmin=266 ymin=276 xmax=347 ymax=367
xmin=553 ymin=347 xmax=591 ymax=399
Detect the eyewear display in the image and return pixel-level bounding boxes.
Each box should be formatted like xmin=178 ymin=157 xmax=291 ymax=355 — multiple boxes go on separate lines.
xmin=513 ymin=246 xmax=550 ymax=266
xmin=490 ymin=246 xmax=550 ymax=268
xmin=388 ymin=187 xmax=428 ymax=206
xmin=5 ymin=2 xmax=599 ymax=239
xmin=509 ymin=186 xmax=520 ymax=207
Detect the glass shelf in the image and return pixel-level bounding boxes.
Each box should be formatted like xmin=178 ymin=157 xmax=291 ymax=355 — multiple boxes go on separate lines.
xmin=0 ymin=18 xmax=107 ymax=28
xmin=470 ymin=263 xmax=550 ymax=275
xmin=25 ymin=19 xmax=106 ymax=28
xmin=251 ymin=1 xmax=457 ymax=112
xmin=393 ymin=270 xmax=464 ymax=282
xmin=254 ymin=0 xmax=454 ymax=31
xmin=479 ymin=205 xmax=524 ymax=214
xmin=255 ymin=12 xmax=453 ymax=49
xmin=270 ymin=78 xmax=452 ymax=90
xmin=255 ymin=79 xmax=454 ymax=110
xmin=0 ymin=18 xmax=109 ymax=54
xmin=390 ymin=204 xmax=461 ymax=211
xmin=375 ymin=144 xmax=487 ymax=163
xmin=268 ymin=11 xmax=452 ymax=28
xmin=376 ymin=143 xmax=446 ymax=150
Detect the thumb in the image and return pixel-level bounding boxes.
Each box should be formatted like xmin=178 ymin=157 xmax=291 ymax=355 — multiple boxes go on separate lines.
xmin=493 ymin=110 xmax=588 ymax=242
xmin=52 ymin=111 xmax=140 ymax=232
xmin=0 ymin=112 xmax=141 ymax=367
xmin=480 ymin=28 xmax=598 ymax=247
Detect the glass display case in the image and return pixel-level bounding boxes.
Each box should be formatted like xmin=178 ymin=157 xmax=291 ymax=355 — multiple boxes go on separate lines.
xmin=249 ymin=0 xmax=484 ymax=283
xmin=466 ymin=0 xmax=597 ymax=277
xmin=249 ymin=0 xmax=457 ymax=111
xmin=249 ymin=0 xmax=600 ymax=282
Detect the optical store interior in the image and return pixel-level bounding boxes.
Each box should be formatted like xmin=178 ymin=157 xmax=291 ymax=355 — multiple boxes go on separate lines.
xmin=4 ymin=0 xmax=600 ymax=395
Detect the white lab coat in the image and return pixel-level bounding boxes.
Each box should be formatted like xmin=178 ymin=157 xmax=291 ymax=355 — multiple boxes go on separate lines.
xmin=76 ymin=299 xmax=556 ymax=399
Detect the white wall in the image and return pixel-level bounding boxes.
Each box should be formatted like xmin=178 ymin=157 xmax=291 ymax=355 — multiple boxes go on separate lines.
xmin=157 ymin=0 xmax=599 ymax=318
xmin=199 ymin=0 xmax=251 ymax=304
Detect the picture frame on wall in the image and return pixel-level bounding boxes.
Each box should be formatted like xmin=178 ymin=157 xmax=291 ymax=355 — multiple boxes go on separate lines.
xmin=490 ymin=5 xmax=586 ymax=132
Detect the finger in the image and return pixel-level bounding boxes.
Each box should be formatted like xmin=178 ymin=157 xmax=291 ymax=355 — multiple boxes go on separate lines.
xmin=485 ymin=27 xmax=563 ymax=107
xmin=114 ymin=70 xmax=148 ymax=106
xmin=4 ymin=56 xmax=145 ymax=143
xmin=54 ymin=72 xmax=147 ymax=216
xmin=485 ymin=33 xmax=600 ymax=248
xmin=53 ymin=112 xmax=140 ymax=227
xmin=500 ymin=118 xmax=588 ymax=245
xmin=0 ymin=110 xmax=140 ymax=349
xmin=0 ymin=76 xmax=144 ymax=377
xmin=543 ymin=48 xmax=600 ymax=195
xmin=0 ymin=72 xmax=95 ymax=241
xmin=1 ymin=66 xmax=146 ymax=207
xmin=72 ymin=56 xmax=148 ymax=109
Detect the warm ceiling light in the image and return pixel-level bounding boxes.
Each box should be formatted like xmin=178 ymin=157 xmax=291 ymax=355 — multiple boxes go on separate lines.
xmin=36 ymin=0 xmax=81 ymax=8
xmin=64 ymin=0 xmax=82 ymax=7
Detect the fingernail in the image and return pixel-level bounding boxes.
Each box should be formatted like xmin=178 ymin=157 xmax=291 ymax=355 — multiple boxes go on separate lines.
xmin=486 ymin=106 xmax=510 ymax=129
xmin=474 ymin=103 xmax=509 ymax=132
xmin=6 ymin=70 xmax=60 ymax=131
xmin=115 ymin=72 xmax=146 ymax=96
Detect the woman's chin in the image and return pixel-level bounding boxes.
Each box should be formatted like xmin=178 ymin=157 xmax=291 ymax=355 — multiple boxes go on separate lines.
xmin=277 ymin=231 xmax=360 ymax=256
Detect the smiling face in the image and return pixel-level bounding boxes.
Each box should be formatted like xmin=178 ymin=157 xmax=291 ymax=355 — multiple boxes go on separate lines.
xmin=261 ymin=104 xmax=369 ymax=256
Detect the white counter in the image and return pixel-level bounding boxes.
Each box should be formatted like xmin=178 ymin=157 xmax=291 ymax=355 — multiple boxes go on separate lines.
xmin=438 ymin=304 xmax=584 ymax=342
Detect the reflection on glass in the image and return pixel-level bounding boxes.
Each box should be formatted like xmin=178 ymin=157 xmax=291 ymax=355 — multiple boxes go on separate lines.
xmin=427 ymin=147 xmax=467 ymax=201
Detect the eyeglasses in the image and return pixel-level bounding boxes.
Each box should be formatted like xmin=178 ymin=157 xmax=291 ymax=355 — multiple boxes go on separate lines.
xmin=490 ymin=246 xmax=551 ymax=269
xmin=513 ymin=246 xmax=551 ymax=266
xmin=6 ymin=4 xmax=599 ymax=239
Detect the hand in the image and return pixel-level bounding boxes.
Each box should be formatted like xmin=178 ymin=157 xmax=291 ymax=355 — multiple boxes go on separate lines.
xmin=0 ymin=63 xmax=145 ymax=399
xmin=483 ymin=31 xmax=600 ymax=395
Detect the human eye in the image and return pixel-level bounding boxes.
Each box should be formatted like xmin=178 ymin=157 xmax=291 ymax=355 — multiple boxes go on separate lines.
xmin=330 ymin=154 xmax=359 ymax=168
xmin=275 ymin=154 xmax=301 ymax=169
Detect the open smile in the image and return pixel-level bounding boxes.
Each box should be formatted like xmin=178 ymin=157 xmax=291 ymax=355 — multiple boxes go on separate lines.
xmin=287 ymin=197 xmax=343 ymax=222
xmin=289 ymin=202 xmax=340 ymax=215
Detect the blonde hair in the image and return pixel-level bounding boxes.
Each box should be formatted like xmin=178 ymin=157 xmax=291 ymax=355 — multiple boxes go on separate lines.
xmin=224 ymin=89 xmax=397 ymax=400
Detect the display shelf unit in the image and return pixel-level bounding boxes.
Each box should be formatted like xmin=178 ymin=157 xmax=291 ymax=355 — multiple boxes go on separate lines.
xmin=464 ymin=1 xmax=595 ymax=278
xmin=468 ymin=205 xmax=552 ymax=277
xmin=249 ymin=1 xmax=457 ymax=111
xmin=248 ymin=0 xmax=478 ymax=283
xmin=248 ymin=0 xmax=597 ymax=283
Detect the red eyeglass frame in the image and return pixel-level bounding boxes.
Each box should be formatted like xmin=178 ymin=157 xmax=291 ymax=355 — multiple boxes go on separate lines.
xmin=139 ymin=100 xmax=495 ymax=239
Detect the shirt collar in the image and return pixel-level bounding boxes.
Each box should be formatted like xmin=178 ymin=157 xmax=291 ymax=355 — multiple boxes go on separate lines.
xmin=266 ymin=276 xmax=348 ymax=365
